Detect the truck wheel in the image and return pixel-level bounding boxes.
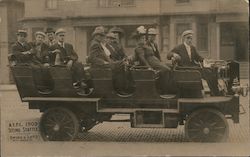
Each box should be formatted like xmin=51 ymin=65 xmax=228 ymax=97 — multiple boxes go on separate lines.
xmin=185 ymin=108 xmax=229 ymax=142
xmin=40 ymin=107 xmax=79 ymax=141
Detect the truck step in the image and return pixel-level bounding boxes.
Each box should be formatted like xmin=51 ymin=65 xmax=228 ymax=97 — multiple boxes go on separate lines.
xmin=97 ymin=108 xmax=179 ymax=113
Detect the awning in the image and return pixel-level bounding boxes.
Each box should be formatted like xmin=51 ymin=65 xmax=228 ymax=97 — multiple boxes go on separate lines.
xmin=70 ymin=15 xmax=160 ymax=26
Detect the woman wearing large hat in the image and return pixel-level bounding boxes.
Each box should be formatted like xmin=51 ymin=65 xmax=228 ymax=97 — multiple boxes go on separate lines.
xmin=133 ymin=26 xmax=173 ymax=94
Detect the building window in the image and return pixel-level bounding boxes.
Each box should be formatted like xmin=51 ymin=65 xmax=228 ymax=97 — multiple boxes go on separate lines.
xmin=162 ymin=25 xmax=169 ymax=53
xmin=176 ymin=23 xmax=191 ymax=44
xmin=220 ymin=23 xmax=234 ymax=46
xmin=176 ymin=0 xmax=190 ymax=3
xmin=197 ymin=23 xmax=208 ymax=51
xmin=99 ymin=0 xmax=135 ymax=7
xmin=45 ymin=0 xmax=58 ymax=9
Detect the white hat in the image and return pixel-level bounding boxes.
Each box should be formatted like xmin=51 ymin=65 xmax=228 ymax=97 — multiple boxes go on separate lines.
xmin=137 ymin=26 xmax=146 ymax=34
xmin=131 ymin=26 xmax=146 ymax=38
xmin=35 ymin=31 xmax=46 ymax=37
xmin=148 ymin=28 xmax=157 ymax=35
xmin=182 ymin=30 xmax=193 ymax=38
xmin=55 ymin=28 xmax=66 ymax=35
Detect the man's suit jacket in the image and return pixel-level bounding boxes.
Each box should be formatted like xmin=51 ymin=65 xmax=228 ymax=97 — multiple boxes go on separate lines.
xmin=29 ymin=42 xmax=50 ymax=64
xmin=88 ymin=39 xmax=111 ymax=67
xmin=11 ymin=41 xmax=32 ymax=64
xmin=49 ymin=42 xmax=78 ymax=65
xmin=106 ymin=42 xmax=126 ymax=61
xmin=147 ymin=41 xmax=161 ymax=61
xmin=167 ymin=44 xmax=203 ymax=66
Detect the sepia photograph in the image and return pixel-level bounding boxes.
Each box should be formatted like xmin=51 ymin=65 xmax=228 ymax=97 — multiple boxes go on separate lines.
xmin=0 ymin=0 xmax=249 ymax=156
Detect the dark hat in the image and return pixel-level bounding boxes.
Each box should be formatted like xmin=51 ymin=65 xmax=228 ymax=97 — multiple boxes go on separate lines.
xmin=109 ymin=26 xmax=124 ymax=36
xmin=106 ymin=32 xmax=117 ymax=39
xmin=16 ymin=30 xmax=27 ymax=37
xmin=92 ymin=26 xmax=106 ymax=37
xmin=45 ymin=28 xmax=55 ymax=34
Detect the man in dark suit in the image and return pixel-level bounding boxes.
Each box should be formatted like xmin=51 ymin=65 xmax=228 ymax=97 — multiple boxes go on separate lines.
xmin=10 ymin=30 xmax=32 ymax=65
xmin=50 ymin=28 xmax=91 ymax=92
xmin=88 ymin=26 xmax=112 ymax=67
xmin=167 ymin=30 xmax=220 ymax=96
xmin=45 ymin=28 xmax=56 ymax=47
xmin=29 ymin=31 xmax=50 ymax=65
xmin=10 ymin=30 xmax=52 ymax=92
xmin=167 ymin=30 xmax=203 ymax=66
xmin=109 ymin=26 xmax=126 ymax=61
xmin=146 ymin=28 xmax=161 ymax=61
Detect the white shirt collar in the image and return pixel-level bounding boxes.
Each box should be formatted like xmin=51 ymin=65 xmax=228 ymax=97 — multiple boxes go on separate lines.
xmin=184 ymin=42 xmax=190 ymax=48
xmin=58 ymin=42 xmax=64 ymax=48
xmin=101 ymin=43 xmax=111 ymax=56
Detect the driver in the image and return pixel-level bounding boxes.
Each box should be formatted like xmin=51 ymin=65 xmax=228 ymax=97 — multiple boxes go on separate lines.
xmin=167 ymin=30 xmax=203 ymax=66
xmin=167 ymin=30 xmax=220 ymax=96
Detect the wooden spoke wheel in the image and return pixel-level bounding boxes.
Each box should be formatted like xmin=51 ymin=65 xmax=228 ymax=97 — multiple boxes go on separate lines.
xmin=185 ymin=108 xmax=229 ymax=142
xmin=39 ymin=107 xmax=79 ymax=141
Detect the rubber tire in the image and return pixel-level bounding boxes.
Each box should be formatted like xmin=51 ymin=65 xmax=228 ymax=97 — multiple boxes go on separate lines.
xmin=185 ymin=108 xmax=229 ymax=142
xmin=39 ymin=107 xmax=79 ymax=141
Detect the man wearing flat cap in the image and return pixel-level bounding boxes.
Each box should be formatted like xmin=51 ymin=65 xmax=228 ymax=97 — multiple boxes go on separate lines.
xmin=167 ymin=30 xmax=203 ymax=66
xmin=49 ymin=28 xmax=92 ymax=92
xmin=147 ymin=28 xmax=161 ymax=61
xmin=29 ymin=31 xmax=50 ymax=65
xmin=10 ymin=30 xmax=32 ymax=65
xmin=167 ymin=30 xmax=220 ymax=96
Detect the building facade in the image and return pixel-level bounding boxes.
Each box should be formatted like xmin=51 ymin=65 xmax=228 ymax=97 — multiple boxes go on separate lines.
xmin=0 ymin=0 xmax=249 ymax=83
xmin=0 ymin=0 xmax=24 ymax=84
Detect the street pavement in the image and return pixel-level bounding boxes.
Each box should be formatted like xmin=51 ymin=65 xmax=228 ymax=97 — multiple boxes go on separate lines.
xmin=1 ymin=81 xmax=250 ymax=156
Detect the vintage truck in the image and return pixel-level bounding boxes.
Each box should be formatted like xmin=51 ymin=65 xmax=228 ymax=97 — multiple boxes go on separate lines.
xmin=10 ymin=60 xmax=248 ymax=142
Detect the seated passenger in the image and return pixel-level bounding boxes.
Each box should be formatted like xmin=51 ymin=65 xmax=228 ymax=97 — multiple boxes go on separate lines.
xmin=167 ymin=30 xmax=220 ymax=96
xmin=133 ymin=26 xmax=173 ymax=94
xmin=89 ymin=26 xmax=133 ymax=95
xmin=28 ymin=31 xmax=53 ymax=92
xmin=29 ymin=31 xmax=50 ymax=66
xmin=108 ymin=26 xmax=126 ymax=61
xmin=146 ymin=28 xmax=161 ymax=61
xmin=10 ymin=30 xmax=33 ymax=65
xmin=45 ymin=28 xmax=56 ymax=47
xmin=10 ymin=30 xmax=52 ymax=92
xmin=88 ymin=26 xmax=112 ymax=68
xmin=49 ymin=28 xmax=92 ymax=94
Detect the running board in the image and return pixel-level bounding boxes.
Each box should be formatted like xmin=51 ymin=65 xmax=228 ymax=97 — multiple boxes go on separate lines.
xmin=97 ymin=108 xmax=179 ymax=113
xmin=106 ymin=119 xmax=130 ymax=122
xmin=22 ymin=97 xmax=101 ymax=102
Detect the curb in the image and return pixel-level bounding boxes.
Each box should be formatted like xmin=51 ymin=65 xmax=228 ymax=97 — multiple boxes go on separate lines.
xmin=0 ymin=85 xmax=17 ymax=91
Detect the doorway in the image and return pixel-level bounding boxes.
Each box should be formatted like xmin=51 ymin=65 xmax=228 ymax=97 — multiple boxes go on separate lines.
xmin=220 ymin=22 xmax=248 ymax=61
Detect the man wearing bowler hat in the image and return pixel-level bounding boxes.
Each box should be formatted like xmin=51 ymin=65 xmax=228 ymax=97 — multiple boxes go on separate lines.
xmin=45 ymin=28 xmax=56 ymax=46
xmin=167 ymin=30 xmax=220 ymax=96
xmin=50 ymin=28 xmax=92 ymax=93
